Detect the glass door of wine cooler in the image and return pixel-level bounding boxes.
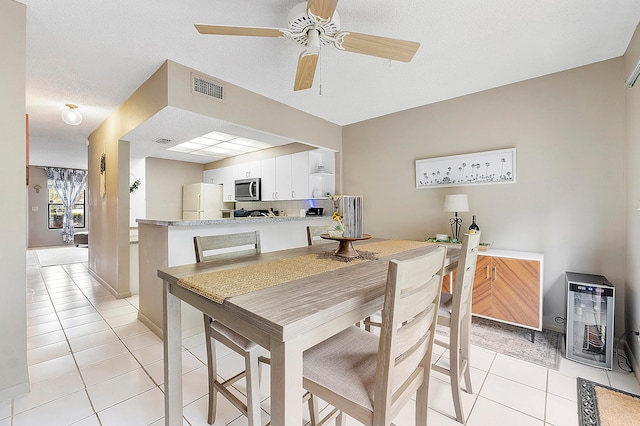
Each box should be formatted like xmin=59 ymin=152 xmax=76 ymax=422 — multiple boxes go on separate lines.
xmin=565 ymin=272 xmax=615 ymax=369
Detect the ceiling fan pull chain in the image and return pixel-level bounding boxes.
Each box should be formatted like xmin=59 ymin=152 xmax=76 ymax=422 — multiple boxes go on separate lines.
xmin=319 ymin=44 xmax=323 ymax=95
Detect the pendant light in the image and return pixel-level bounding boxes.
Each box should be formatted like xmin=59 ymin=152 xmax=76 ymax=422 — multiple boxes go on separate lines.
xmin=61 ymin=103 xmax=82 ymax=126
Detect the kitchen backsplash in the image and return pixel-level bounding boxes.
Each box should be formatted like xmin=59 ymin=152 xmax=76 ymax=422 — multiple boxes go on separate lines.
xmin=236 ymin=199 xmax=334 ymax=217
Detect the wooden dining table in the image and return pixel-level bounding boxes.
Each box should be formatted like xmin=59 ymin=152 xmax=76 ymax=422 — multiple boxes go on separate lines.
xmin=158 ymin=238 xmax=459 ymax=425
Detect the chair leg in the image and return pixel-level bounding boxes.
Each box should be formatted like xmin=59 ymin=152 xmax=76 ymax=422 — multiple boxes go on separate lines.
xmin=307 ymin=393 xmax=320 ymax=426
xmin=450 ymin=322 xmax=465 ymax=423
xmin=245 ymin=351 xmax=262 ymax=426
xmin=450 ymin=364 xmax=464 ymax=423
xmin=461 ymin=316 xmax=473 ymax=394
xmin=204 ymin=314 xmax=218 ymax=425
xmin=415 ymin=379 xmax=429 ymax=426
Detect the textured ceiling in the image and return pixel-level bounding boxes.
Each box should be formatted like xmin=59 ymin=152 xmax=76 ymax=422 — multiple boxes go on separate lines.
xmin=21 ymin=0 xmax=640 ymax=169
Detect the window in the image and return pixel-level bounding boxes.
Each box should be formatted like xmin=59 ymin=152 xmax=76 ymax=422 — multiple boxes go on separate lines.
xmin=48 ymin=184 xmax=85 ymax=229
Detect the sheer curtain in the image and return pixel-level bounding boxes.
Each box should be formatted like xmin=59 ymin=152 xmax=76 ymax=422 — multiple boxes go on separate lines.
xmin=45 ymin=167 xmax=88 ymax=243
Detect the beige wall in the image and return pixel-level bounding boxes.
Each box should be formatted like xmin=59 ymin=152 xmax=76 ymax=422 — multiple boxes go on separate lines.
xmin=89 ymin=60 xmax=342 ymax=298
xmin=0 ymin=0 xmax=29 ymax=399
xmin=27 ymin=166 xmax=88 ymax=247
xmin=87 ymin=62 xmax=170 ymax=298
xmin=145 ymin=157 xmax=204 ymax=220
xmin=624 ymin=24 xmax=640 ymax=378
xmin=166 ymin=61 xmax=342 ymax=152
xmin=343 ymin=59 xmax=626 ymax=332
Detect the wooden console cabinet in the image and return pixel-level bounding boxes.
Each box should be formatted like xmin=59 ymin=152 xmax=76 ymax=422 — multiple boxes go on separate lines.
xmin=443 ymin=249 xmax=543 ymax=331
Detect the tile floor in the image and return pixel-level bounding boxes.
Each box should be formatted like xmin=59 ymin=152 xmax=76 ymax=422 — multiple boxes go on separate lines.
xmin=1 ymin=249 xmax=639 ymax=425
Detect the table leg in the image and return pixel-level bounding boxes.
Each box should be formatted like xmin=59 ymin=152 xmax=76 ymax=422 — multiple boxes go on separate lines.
xmin=163 ymin=281 xmax=183 ymax=425
xmin=269 ymin=336 xmax=303 ymax=426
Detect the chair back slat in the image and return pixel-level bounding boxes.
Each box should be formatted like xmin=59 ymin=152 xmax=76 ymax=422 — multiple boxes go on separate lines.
xmin=373 ymin=246 xmax=446 ymax=423
xmin=194 ymin=231 xmax=261 ymax=263
xmin=452 ymin=232 xmax=481 ymax=321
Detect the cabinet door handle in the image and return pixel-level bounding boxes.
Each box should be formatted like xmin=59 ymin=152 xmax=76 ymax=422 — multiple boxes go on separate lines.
xmin=486 ymin=265 xmax=490 ymax=279
xmin=493 ymin=266 xmax=497 ymax=281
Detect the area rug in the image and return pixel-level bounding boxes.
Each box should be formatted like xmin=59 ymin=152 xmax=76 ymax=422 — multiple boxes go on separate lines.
xmin=35 ymin=246 xmax=87 ymax=266
xmin=577 ymin=377 xmax=640 ymax=425
xmin=436 ymin=316 xmax=562 ymax=369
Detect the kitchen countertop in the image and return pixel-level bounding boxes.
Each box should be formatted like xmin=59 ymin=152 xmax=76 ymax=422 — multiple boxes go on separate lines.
xmin=136 ymin=215 xmax=331 ymax=227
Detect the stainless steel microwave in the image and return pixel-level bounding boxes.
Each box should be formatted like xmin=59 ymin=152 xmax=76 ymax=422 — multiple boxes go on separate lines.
xmin=234 ymin=178 xmax=261 ymax=201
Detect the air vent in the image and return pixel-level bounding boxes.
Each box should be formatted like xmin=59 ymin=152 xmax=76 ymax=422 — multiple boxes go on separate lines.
xmin=192 ymin=74 xmax=224 ymax=100
xmin=153 ymin=137 xmax=173 ymax=144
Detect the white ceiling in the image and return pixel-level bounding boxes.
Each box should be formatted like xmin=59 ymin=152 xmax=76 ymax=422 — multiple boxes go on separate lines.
xmin=22 ymin=0 xmax=640 ymax=170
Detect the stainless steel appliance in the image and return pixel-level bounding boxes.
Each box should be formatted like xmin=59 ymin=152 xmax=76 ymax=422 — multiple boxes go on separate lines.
xmin=235 ymin=178 xmax=261 ymax=201
xmin=565 ymin=272 xmax=615 ymax=369
xmin=306 ymin=207 xmax=323 ymax=216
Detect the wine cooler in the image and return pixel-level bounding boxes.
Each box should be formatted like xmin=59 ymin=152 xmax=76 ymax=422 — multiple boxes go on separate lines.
xmin=565 ymin=272 xmax=615 ymax=369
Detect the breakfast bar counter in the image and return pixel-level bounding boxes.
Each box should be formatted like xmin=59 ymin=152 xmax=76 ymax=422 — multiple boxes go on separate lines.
xmin=136 ymin=216 xmax=332 ymax=337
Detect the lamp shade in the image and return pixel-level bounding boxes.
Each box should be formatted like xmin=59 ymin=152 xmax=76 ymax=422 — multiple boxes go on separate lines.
xmin=443 ymin=194 xmax=469 ymax=213
xmin=62 ymin=104 xmax=82 ymax=126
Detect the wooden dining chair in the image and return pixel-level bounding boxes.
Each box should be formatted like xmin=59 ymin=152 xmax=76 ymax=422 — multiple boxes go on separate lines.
xmin=306 ymin=225 xmax=331 ymax=246
xmin=193 ymin=231 xmax=267 ymax=426
xmin=432 ymin=232 xmax=480 ymax=423
xmin=302 ymin=246 xmax=447 ymax=426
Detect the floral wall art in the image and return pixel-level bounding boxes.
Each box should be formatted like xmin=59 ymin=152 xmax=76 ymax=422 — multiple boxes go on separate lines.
xmin=416 ymin=148 xmax=516 ymax=188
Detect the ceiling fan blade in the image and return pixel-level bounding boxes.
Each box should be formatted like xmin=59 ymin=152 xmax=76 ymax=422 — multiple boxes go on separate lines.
xmin=294 ymin=51 xmax=319 ymax=91
xmin=195 ymin=24 xmax=285 ymax=38
xmin=338 ymin=31 xmax=420 ymax=62
xmin=307 ymin=0 xmax=338 ymax=20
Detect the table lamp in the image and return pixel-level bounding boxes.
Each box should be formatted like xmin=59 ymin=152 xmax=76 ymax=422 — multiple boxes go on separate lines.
xmin=444 ymin=194 xmax=469 ymax=243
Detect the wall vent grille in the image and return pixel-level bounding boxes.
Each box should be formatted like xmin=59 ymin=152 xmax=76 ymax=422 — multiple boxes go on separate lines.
xmin=152 ymin=137 xmax=173 ymax=144
xmin=193 ymin=75 xmax=224 ymax=100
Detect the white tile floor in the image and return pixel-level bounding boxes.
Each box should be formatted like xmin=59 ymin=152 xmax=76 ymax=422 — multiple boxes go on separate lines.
xmin=2 ymin=249 xmax=638 ymax=425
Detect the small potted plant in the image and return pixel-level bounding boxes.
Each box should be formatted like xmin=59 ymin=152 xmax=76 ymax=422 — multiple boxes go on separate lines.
xmin=328 ymin=211 xmax=344 ymax=237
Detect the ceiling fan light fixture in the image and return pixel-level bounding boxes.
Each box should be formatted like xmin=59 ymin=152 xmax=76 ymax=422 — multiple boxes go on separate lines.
xmin=62 ymin=103 xmax=82 ymax=126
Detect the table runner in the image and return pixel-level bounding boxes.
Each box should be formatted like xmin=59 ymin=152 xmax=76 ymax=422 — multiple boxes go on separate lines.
xmin=178 ymin=240 xmax=430 ymax=303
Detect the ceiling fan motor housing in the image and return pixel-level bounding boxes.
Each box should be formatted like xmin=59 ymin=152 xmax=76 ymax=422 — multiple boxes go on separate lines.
xmin=287 ymin=2 xmax=340 ymax=47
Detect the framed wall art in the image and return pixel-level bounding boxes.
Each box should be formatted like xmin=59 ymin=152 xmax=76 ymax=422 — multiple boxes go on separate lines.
xmin=416 ymin=148 xmax=516 ymax=189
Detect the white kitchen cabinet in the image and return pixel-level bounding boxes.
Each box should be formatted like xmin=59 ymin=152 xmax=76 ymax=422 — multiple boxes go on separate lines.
xmin=261 ymin=157 xmax=277 ymax=201
xmin=203 ymin=167 xmax=235 ymax=201
xmin=236 ymin=161 xmax=261 ymax=179
xmin=291 ymin=152 xmax=310 ymax=199
xmin=221 ymin=166 xmax=237 ymax=201
xmin=261 ymin=155 xmax=293 ymax=201
xmin=203 ymin=168 xmax=224 ymax=185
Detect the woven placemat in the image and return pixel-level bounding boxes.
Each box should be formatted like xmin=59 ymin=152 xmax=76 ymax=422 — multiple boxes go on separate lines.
xmin=178 ymin=240 xmax=429 ymax=303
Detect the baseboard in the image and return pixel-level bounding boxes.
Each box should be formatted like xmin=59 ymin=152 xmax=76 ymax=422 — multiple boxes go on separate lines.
xmin=88 ymin=269 xmax=131 ymax=299
xmin=138 ymin=311 xmax=163 ymax=339
xmin=623 ymin=340 xmax=640 ymax=386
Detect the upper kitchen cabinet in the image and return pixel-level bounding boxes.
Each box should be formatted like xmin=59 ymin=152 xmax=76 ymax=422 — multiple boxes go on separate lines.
xmin=203 ymin=167 xmax=223 ymax=185
xmin=204 ymin=166 xmax=236 ymax=201
xmin=236 ymin=161 xmax=261 ymax=179
xmin=261 ymin=155 xmax=292 ymax=201
xmin=291 ymin=152 xmax=310 ymax=200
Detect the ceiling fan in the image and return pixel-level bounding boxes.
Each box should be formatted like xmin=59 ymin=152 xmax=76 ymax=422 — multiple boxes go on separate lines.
xmin=195 ymin=0 xmax=420 ymax=91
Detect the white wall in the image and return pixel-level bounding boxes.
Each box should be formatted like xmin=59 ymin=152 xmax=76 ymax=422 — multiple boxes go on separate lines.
xmin=343 ymin=58 xmax=626 ymax=332
xmin=0 ymin=0 xmax=29 ymax=400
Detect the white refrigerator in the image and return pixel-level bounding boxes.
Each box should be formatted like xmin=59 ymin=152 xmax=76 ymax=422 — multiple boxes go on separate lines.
xmin=182 ymin=183 xmax=230 ymax=220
